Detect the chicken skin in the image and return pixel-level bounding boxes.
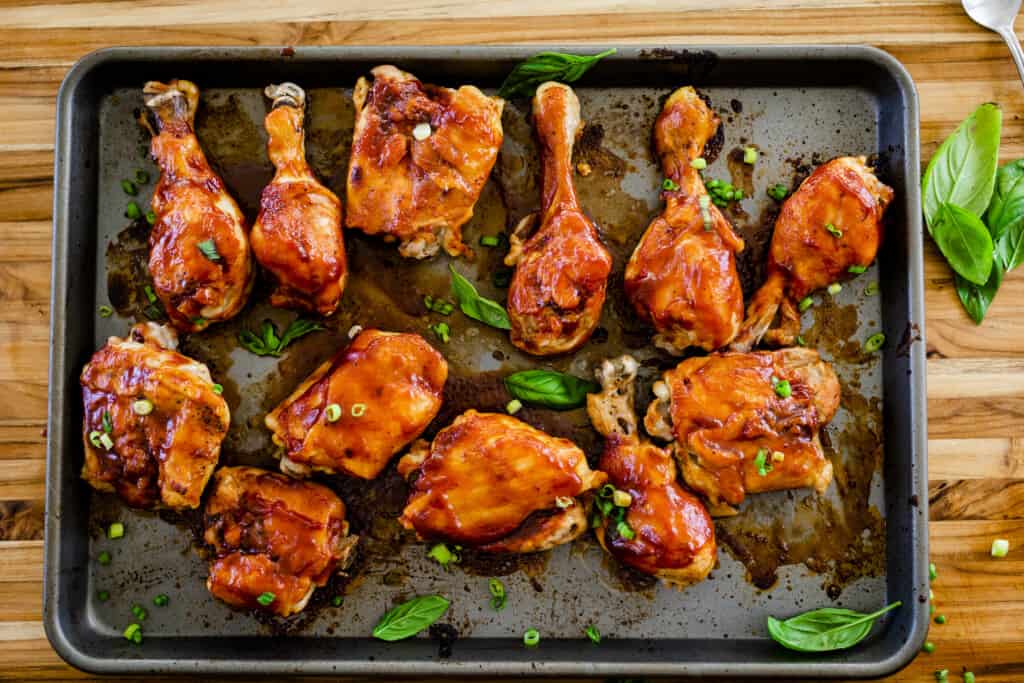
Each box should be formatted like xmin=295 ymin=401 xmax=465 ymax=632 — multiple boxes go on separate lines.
xmin=203 ymin=466 xmax=357 ymax=617
xmin=624 ymin=86 xmax=745 ymax=354
xmin=251 ymin=83 xmax=347 ymax=316
xmin=505 ymin=82 xmax=613 ymax=356
xmin=645 ymin=348 xmax=840 ymax=515
xmin=345 ymin=65 xmax=504 ymax=259
xmin=143 ymin=80 xmax=254 ymax=332
xmin=266 ymin=329 xmax=447 ymax=480
xmin=398 ymin=410 xmax=607 ymax=552
xmin=80 ymin=323 xmax=229 ymax=510
xmin=731 ymin=156 xmax=894 ymax=351
xmin=586 ymin=356 xmax=716 ymax=588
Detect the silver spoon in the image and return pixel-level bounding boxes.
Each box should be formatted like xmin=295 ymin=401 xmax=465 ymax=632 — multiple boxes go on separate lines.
xmin=963 ymin=0 xmax=1024 ymax=87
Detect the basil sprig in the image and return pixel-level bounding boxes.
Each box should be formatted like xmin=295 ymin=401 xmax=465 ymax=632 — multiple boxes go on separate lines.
xmin=237 ymin=318 xmax=323 ymax=357
xmin=372 ymin=595 xmax=450 ymax=642
xmin=504 ymin=369 xmax=599 ymax=410
xmin=766 ymin=601 xmax=901 ymax=653
xmin=449 ymin=265 xmax=511 ymax=330
xmin=987 ymin=158 xmax=1024 ymax=272
xmin=498 ymin=49 xmax=616 ymax=99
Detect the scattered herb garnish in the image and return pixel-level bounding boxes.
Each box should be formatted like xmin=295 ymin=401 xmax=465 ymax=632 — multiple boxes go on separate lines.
xmin=663 ymin=178 xmax=681 ymax=192
xmin=449 ymin=265 xmax=511 ymax=330
xmin=773 ymin=378 xmax=792 ymax=398
xmin=479 ymin=235 xmax=502 ymax=248
xmin=332 ymin=595 xmax=344 ymax=607
xmin=256 ymin=592 xmax=276 ymax=607
xmin=107 ymin=522 xmax=124 ymax=539
xmin=523 ymin=628 xmax=541 ymax=647
xmin=102 ymin=410 xmax=113 ymax=433
xmin=238 ymin=319 xmax=323 ymax=357
xmin=767 ymin=183 xmax=790 ymax=201
xmin=197 ymin=239 xmax=221 ymax=262
xmin=423 ymin=295 xmax=455 ymax=315
xmin=754 ymin=448 xmax=772 ymax=476
xmin=848 ymin=264 xmax=867 ymax=274
xmin=97 ymin=590 xmax=110 ymax=602
xmin=125 ymin=201 xmax=142 ymax=220
xmin=131 ymin=604 xmax=148 ymax=621
xmin=705 ymin=178 xmax=743 ymax=206
xmin=930 ymin=562 xmax=937 ymax=581
xmin=934 ymin=614 xmax=947 ymax=624
xmin=324 ymin=403 xmax=342 ymax=423
xmin=922 ymin=640 xmax=935 ymax=653
xmin=144 ymin=285 xmax=157 ymax=304
xmin=864 ymin=281 xmax=880 ymax=297
xmin=153 ymin=594 xmax=169 ymax=607
xmin=428 ymin=543 xmax=459 ymax=568
xmin=585 ymin=625 xmax=601 ymax=644
xmin=506 ymin=399 xmax=523 ymax=414
xmin=145 ymin=210 xmax=157 ymax=225
xmin=123 ymin=623 xmax=142 ymax=644
xmin=690 ymin=157 xmax=707 ymax=170
xmin=498 ymin=49 xmax=616 ymax=99
xmin=429 ymin=322 xmax=451 ymax=343
xmin=825 ymin=223 xmax=843 ymax=238
xmin=863 ymin=332 xmax=886 ymax=353
xmin=121 ymin=179 xmax=138 ymax=196
xmin=97 ymin=551 xmax=111 ymax=566
xmin=98 ymin=305 xmax=113 ymax=317
xmin=488 ymin=578 xmax=507 ymax=611
xmin=991 ymin=538 xmax=1010 ymax=557
xmin=504 ymin=369 xmax=599 ymax=410
xmin=795 ymin=335 xmax=806 ymax=346
xmin=827 ymin=282 xmax=842 ymax=296
xmin=372 ymin=595 xmax=450 ymax=641
xmin=212 ymin=383 xmax=223 ymax=395
xmin=743 ymin=146 xmax=758 ymax=165
xmin=766 ymin=601 xmax=901 ymax=652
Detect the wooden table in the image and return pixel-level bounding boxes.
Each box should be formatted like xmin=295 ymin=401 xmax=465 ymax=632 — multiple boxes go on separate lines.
xmin=1 ymin=1 xmax=1022 ymax=680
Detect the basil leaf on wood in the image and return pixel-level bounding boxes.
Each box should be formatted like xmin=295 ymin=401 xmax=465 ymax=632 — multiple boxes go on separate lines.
xmin=498 ymin=49 xmax=616 ymax=99
xmin=372 ymin=595 xmax=449 ymax=642
xmin=956 ymin=266 xmax=1003 ymax=324
xmin=766 ymin=601 xmax=901 ymax=653
xmin=987 ymin=158 xmax=1024 ymax=271
xmin=922 ymin=102 xmax=1001 ymax=228
xmin=504 ymin=369 xmax=599 ymax=410
xmin=449 ymin=265 xmax=511 ymax=330
xmin=930 ymin=203 xmax=994 ymax=285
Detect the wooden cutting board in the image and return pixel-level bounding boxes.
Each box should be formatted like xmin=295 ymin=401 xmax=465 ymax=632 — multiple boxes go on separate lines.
xmin=1 ymin=1 xmax=1022 ymax=680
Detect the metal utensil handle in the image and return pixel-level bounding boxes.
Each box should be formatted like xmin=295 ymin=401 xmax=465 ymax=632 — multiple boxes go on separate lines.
xmin=999 ymin=26 xmax=1024 ymax=88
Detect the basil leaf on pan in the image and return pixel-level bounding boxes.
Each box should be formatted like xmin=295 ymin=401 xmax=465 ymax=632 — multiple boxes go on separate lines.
xmin=449 ymin=265 xmax=511 ymax=330
xmin=372 ymin=595 xmax=450 ymax=642
xmin=930 ymin=202 xmax=994 ymax=285
xmin=504 ymin=369 xmax=599 ymax=410
xmin=922 ymin=102 xmax=1001 ymax=227
xmin=987 ymin=158 xmax=1024 ymax=271
xmin=498 ymin=49 xmax=616 ymax=99
xmin=956 ymin=266 xmax=1003 ymax=324
xmin=238 ymin=318 xmax=323 ymax=357
xmin=766 ymin=601 xmax=901 ymax=653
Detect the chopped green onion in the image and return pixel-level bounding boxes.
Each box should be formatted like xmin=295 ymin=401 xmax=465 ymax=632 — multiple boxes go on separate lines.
xmin=523 ymin=628 xmax=540 ymax=647
xmin=864 ymin=281 xmax=880 ymax=296
xmin=153 ymin=594 xmax=169 ymax=607
xmin=930 ymin=604 xmax=936 ymax=616
xmin=98 ymin=305 xmax=114 ymax=317
xmin=699 ymin=194 xmax=713 ymax=231
xmin=767 ymin=183 xmax=789 ymax=201
xmin=97 ymin=590 xmax=110 ymax=602
xmin=690 ymin=157 xmax=707 ymax=170
xmin=922 ymin=641 xmax=935 ymax=653
xmin=827 ymin=283 xmax=842 ymax=296
xmin=428 ymin=543 xmax=457 ymax=567
xmin=743 ymin=146 xmax=758 ymax=165
xmin=197 ymin=239 xmax=221 ymax=262
xmin=102 ymin=410 xmax=113 ymax=433
xmin=351 ymin=403 xmax=367 ymax=417
xmin=99 ymin=433 xmax=114 ymax=450
xmin=412 ymin=122 xmax=432 ymax=140
xmin=662 ymin=178 xmax=681 ymax=192
xmin=771 ymin=450 xmax=785 ymax=463
xmin=145 ymin=210 xmax=157 ymax=225
xmin=134 ymin=169 xmax=150 ymax=185
xmin=615 ymin=520 xmax=636 ymax=540
xmin=144 ymin=285 xmax=157 ymax=304
xmin=479 ymin=235 xmax=501 ymax=247
xmin=798 ymin=296 xmax=813 ymax=312
xmin=795 ymin=335 xmax=806 ymax=346
xmin=732 ymin=188 xmax=744 ymax=200
xmin=123 ymin=623 xmax=142 ymax=643
xmin=848 ymin=264 xmax=867 ymax=274
xmin=773 ymin=379 xmax=792 ymax=398
xmin=121 ymin=180 xmax=138 ymax=196
xmin=98 ymin=550 xmax=112 ymax=565
xmin=125 ymin=201 xmax=142 ymax=220
xmin=992 ymin=538 xmax=1010 ymax=557
xmin=825 ymin=223 xmax=843 ymax=238
xmin=256 ymin=592 xmax=275 ymax=607
xmin=964 ymin=672 xmax=975 ymax=683
xmin=324 ymin=403 xmax=342 ymax=423
xmin=598 ymin=484 xmax=615 ymax=499
xmin=332 ymin=595 xmax=344 ymax=607
xmin=930 ymin=562 xmax=937 ymax=581
xmin=864 ymin=332 xmax=886 ymax=353
xmin=131 ymin=604 xmax=148 ymax=621
xmin=612 ymin=489 xmax=632 ymax=507
xmin=430 ymin=322 xmax=451 ymax=343
xmin=88 ymin=431 xmax=103 ymax=448
xmin=212 ymin=383 xmax=223 ymax=395
xmin=584 ymin=624 xmax=601 ymax=644
xmin=506 ymin=399 xmax=522 ymax=415
xmin=935 ymin=669 xmax=949 ymax=682
xmin=754 ymin=448 xmax=772 ymax=476
xmin=929 ymin=588 xmax=935 ymax=601
xmin=107 ymin=522 xmax=124 ymax=539
xmin=934 ymin=614 xmax=947 ymax=624
xmin=132 ymin=399 xmax=153 ymax=416
xmin=489 ymin=578 xmax=507 ymax=610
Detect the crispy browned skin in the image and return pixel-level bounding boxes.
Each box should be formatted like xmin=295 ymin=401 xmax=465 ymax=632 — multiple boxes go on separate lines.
xmin=587 ymin=356 xmax=716 ymax=588
xmin=144 ymin=80 xmax=254 ymax=332
xmin=251 ymin=83 xmax=347 ymax=316
xmin=80 ymin=323 xmax=228 ymax=510
xmin=345 ymin=65 xmax=504 ymax=259
xmin=505 ymin=82 xmax=612 ymax=356
xmin=204 ymin=466 xmax=357 ymax=617
xmin=265 ymin=329 xmax=447 ymax=480
xmin=645 ymin=348 xmax=840 ymax=513
xmin=731 ymin=156 xmax=893 ymax=351
xmin=624 ymin=86 xmax=745 ymax=354
xmin=398 ymin=410 xmax=607 ymax=551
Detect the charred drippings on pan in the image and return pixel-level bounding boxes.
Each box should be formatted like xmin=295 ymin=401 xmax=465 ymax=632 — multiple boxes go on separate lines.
xmin=101 ymin=82 xmax=887 ymax=629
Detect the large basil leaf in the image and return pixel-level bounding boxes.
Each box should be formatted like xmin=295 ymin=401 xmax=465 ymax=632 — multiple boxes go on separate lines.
xmin=930 ymin=203 xmax=994 ymax=285
xmin=766 ymin=601 xmax=901 ymax=653
xmin=504 ymin=369 xmax=600 ymax=410
xmin=372 ymin=595 xmax=449 ymax=642
xmin=956 ymin=266 xmax=1003 ymax=324
xmin=449 ymin=265 xmax=511 ymax=330
xmin=987 ymin=158 xmax=1024 ymax=271
xmin=922 ymin=103 xmax=1001 ymax=228
xmin=498 ymin=49 xmax=616 ymax=99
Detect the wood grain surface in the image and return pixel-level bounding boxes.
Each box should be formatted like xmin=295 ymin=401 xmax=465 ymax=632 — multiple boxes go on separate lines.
xmin=1 ymin=0 xmax=1023 ymax=680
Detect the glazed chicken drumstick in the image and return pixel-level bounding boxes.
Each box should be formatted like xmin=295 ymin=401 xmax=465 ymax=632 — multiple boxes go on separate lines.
xmin=624 ymin=86 xmax=745 ymax=354
xmin=586 ymin=355 xmax=716 ymax=589
xmin=505 ymin=82 xmax=613 ymax=356
xmin=645 ymin=348 xmax=840 ymax=515
xmin=731 ymin=156 xmax=893 ymax=351
xmin=143 ymin=79 xmax=254 ymax=332
xmin=251 ymin=83 xmax=347 ymax=316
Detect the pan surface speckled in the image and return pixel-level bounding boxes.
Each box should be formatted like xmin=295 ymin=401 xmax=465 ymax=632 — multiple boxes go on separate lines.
xmin=45 ymin=45 xmax=928 ymax=677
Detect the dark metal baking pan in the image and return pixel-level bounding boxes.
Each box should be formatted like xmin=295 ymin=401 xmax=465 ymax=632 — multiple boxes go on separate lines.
xmin=46 ymin=45 xmax=927 ymax=677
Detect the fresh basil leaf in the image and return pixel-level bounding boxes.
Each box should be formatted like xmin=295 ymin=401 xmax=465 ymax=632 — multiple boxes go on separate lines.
xmin=372 ymin=595 xmax=449 ymax=642
xmin=237 ymin=319 xmax=322 ymax=357
xmin=766 ymin=601 xmax=901 ymax=653
xmin=987 ymin=158 xmax=1024 ymax=271
xmin=278 ymin=318 xmax=324 ymax=349
xmin=923 ymin=102 xmax=1001 ymax=228
xmin=930 ymin=203 xmax=994 ymax=285
xmin=498 ymin=49 xmax=616 ymax=99
xmin=956 ymin=265 xmax=1003 ymax=324
xmin=504 ymin=369 xmax=599 ymax=410
xmin=449 ymin=265 xmax=511 ymax=330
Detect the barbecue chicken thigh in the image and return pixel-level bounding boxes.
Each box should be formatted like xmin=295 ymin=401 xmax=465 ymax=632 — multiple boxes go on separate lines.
xmin=143 ymin=79 xmax=254 ymax=332
xmin=345 ymin=65 xmax=504 ymax=259
xmin=645 ymin=348 xmax=840 ymax=515
xmin=624 ymin=86 xmax=745 ymax=354
xmin=251 ymin=83 xmax=347 ymax=316
xmin=80 ymin=323 xmax=229 ymax=510
xmin=505 ymin=82 xmax=612 ymax=356
xmin=266 ymin=329 xmax=447 ymax=480
xmin=731 ymin=156 xmax=893 ymax=351
xmin=587 ymin=356 xmax=716 ymax=588
xmin=398 ymin=410 xmax=606 ymax=552
xmin=204 ymin=466 xmax=357 ymax=616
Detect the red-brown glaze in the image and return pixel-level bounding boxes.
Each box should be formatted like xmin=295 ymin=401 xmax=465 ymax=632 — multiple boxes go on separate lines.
xmin=645 ymin=348 xmax=840 ymax=508
xmin=252 ymin=84 xmax=347 ymax=316
xmin=398 ymin=410 xmax=606 ymax=547
xmin=506 ymin=82 xmax=612 ymax=356
xmin=624 ymin=86 xmax=745 ymax=354
xmin=732 ymin=156 xmax=893 ymax=350
xmin=144 ymin=79 xmax=254 ymax=332
xmin=204 ymin=466 xmax=356 ymax=616
xmin=345 ymin=65 xmax=504 ymax=259
xmin=80 ymin=322 xmax=228 ymax=510
xmin=265 ymin=329 xmax=447 ymax=480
